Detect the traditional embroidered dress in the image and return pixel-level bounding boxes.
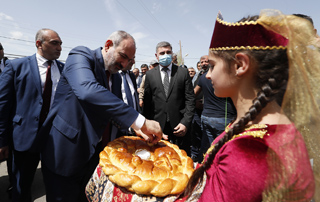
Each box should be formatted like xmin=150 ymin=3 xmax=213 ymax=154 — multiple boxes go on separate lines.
xmin=198 ymin=124 xmax=314 ymax=202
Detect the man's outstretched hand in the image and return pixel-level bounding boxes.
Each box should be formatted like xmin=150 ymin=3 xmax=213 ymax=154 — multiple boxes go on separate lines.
xmin=134 ymin=119 xmax=168 ymax=144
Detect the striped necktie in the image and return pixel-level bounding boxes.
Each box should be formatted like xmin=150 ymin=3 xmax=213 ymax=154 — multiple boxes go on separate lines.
xmin=121 ymin=71 xmax=134 ymax=108
xmin=162 ymin=67 xmax=169 ymax=97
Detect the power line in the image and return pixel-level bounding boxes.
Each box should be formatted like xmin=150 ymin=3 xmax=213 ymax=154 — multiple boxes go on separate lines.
xmin=0 ymin=35 xmax=34 ymax=43
xmin=136 ymin=0 xmax=177 ymax=42
xmin=5 ymin=53 xmax=27 ymax=58
xmin=4 ymin=53 xmax=66 ymax=62
xmin=135 ymin=53 xmax=155 ymax=58
xmin=0 ymin=18 xmax=103 ymax=47
xmin=114 ymin=0 xmax=160 ymax=41
xmin=0 ymin=35 xmax=74 ymax=50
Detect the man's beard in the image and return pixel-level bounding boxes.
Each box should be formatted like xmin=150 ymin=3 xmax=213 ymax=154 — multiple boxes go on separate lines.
xmin=201 ymin=65 xmax=209 ymax=72
xmin=105 ymin=53 xmax=124 ymax=73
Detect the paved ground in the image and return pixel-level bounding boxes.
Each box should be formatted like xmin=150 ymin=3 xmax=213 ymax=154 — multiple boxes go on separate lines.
xmin=0 ymin=161 xmax=46 ymax=202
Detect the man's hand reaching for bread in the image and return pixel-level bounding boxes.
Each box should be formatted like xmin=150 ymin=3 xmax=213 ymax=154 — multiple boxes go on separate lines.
xmin=134 ymin=119 xmax=168 ymax=144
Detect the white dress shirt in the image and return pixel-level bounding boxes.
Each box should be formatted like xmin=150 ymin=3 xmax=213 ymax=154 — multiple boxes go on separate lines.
xmin=160 ymin=63 xmax=172 ymax=83
xmin=120 ymin=70 xmax=137 ymax=111
xmin=110 ymin=70 xmax=144 ymax=141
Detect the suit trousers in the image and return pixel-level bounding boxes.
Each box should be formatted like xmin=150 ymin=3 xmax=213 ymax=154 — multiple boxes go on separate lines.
xmin=163 ymin=122 xmax=191 ymax=156
xmin=12 ymin=150 xmax=40 ymax=202
xmin=42 ymin=142 xmax=102 ymax=202
xmin=190 ymin=110 xmax=202 ymax=162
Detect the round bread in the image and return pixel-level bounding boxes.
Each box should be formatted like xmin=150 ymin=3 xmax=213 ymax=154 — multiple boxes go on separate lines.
xmin=99 ymin=136 xmax=194 ymax=197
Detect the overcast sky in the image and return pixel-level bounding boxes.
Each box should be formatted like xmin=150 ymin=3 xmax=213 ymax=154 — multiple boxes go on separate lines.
xmin=1 ymin=0 xmax=319 ymax=71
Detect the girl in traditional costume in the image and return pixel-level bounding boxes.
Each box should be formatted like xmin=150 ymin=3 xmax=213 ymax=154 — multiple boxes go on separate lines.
xmin=181 ymin=10 xmax=319 ymax=202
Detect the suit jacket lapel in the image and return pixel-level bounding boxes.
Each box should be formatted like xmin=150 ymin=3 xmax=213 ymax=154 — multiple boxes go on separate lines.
xmin=29 ymin=54 xmax=42 ymax=95
xmin=56 ymin=60 xmax=64 ymax=73
xmin=93 ymin=48 xmax=109 ymax=88
xmin=111 ymin=73 xmax=122 ymax=99
xmin=154 ymin=66 xmax=166 ymax=97
xmin=167 ymin=64 xmax=178 ymax=98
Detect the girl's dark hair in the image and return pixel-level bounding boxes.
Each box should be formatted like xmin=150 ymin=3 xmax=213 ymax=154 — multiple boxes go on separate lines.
xmin=181 ymin=45 xmax=288 ymax=199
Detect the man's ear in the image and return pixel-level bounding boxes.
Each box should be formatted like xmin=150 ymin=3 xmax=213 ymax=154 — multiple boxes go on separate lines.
xmin=105 ymin=40 xmax=113 ymax=50
xmin=234 ymin=52 xmax=250 ymax=76
xmin=36 ymin=40 xmax=42 ymax=49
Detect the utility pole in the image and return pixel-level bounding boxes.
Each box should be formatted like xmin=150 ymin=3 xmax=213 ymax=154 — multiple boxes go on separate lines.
xmin=179 ymin=40 xmax=183 ymax=66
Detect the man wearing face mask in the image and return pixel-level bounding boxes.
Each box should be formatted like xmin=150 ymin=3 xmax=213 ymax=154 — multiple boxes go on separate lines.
xmin=143 ymin=41 xmax=195 ymax=155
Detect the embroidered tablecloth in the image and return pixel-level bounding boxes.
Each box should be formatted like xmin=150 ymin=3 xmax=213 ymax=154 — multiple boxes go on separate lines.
xmin=85 ymin=165 xmax=205 ymax=202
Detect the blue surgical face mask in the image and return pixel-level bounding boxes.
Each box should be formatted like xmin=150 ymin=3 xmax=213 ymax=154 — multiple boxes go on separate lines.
xmin=159 ymin=54 xmax=172 ymax=67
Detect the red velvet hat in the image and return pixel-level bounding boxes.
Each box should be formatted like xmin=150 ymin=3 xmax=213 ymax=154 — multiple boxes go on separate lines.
xmin=209 ymin=13 xmax=288 ymax=51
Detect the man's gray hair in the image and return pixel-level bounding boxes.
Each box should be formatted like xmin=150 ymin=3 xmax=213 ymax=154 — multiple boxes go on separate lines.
xmin=156 ymin=41 xmax=172 ymax=52
xmin=107 ymin=30 xmax=136 ymax=48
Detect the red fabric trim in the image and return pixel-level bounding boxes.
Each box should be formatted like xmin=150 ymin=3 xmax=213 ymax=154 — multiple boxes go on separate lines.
xmin=112 ymin=185 xmax=133 ymax=202
xmin=209 ymin=20 xmax=288 ymax=49
xmin=97 ymin=165 xmax=102 ymax=177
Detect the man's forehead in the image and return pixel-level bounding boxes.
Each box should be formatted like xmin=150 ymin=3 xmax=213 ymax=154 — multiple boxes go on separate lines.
xmin=201 ymin=56 xmax=208 ymax=61
xmin=157 ymin=46 xmax=172 ymax=52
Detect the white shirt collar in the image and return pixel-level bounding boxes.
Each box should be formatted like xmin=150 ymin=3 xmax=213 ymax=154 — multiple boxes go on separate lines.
xmin=36 ymin=53 xmax=55 ymax=66
xmin=159 ymin=63 xmax=172 ymax=71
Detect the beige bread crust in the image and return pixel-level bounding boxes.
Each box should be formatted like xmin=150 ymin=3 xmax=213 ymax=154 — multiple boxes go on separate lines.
xmin=99 ymin=136 xmax=194 ymax=197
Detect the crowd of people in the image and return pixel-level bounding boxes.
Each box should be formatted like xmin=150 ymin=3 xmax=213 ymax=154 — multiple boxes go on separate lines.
xmin=0 ymin=8 xmax=319 ymax=202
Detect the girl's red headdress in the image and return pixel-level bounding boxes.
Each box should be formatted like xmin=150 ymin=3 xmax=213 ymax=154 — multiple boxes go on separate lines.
xmin=209 ymin=12 xmax=288 ymax=51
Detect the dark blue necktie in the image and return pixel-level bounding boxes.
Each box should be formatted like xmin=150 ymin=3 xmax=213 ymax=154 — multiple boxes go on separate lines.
xmin=121 ymin=71 xmax=134 ymax=108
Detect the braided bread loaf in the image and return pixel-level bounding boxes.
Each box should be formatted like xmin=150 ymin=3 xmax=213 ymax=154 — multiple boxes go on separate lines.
xmin=99 ymin=136 xmax=194 ymax=197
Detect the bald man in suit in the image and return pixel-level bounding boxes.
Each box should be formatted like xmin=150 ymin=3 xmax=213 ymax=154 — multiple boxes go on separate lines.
xmin=0 ymin=29 xmax=64 ymax=202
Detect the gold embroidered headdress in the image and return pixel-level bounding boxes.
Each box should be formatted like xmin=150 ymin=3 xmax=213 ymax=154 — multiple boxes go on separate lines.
xmin=209 ymin=12 xmax=288 ymax=51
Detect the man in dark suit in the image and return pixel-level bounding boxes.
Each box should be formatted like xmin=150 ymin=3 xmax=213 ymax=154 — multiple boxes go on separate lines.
xmin=132 ymin=67 xmax=142 ymax=89
xmin=110 ymin=68 xmax=141 ymax=140
xmin=0 ymin=29 xmax=64 ymax=202
xmin=112 ymin=70 xmax=140 ymax=112
xmin=38 ymin=30 xmax=165 ymax=202
xmin=143 ymin=41 xmax=195 ymax=154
